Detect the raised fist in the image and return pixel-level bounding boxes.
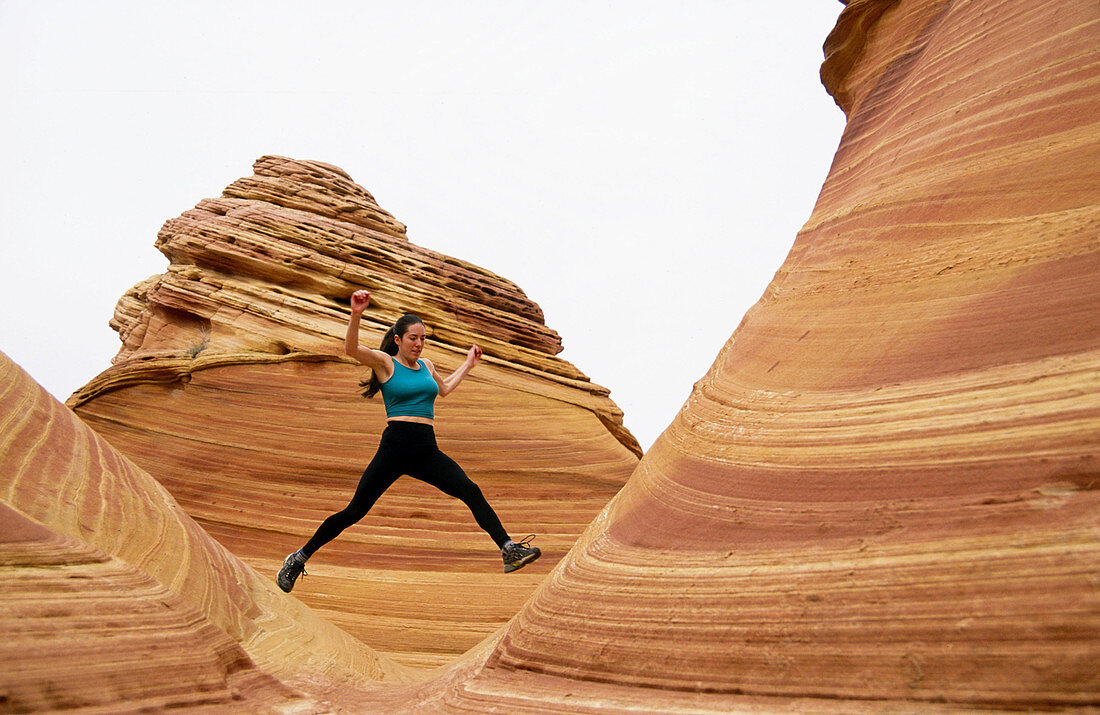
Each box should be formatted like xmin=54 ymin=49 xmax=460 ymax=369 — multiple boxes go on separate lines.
xmin=350 ymin=290 xmax=371 ymax=312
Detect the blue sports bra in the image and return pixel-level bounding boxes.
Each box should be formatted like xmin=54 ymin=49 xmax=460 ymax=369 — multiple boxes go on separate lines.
xmin=379 ymin=357 xmax=438 ymax=419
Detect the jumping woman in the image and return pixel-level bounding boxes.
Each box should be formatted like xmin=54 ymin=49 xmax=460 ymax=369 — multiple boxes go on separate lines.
xmin=277 ymin=289 xmax=540 ymax=593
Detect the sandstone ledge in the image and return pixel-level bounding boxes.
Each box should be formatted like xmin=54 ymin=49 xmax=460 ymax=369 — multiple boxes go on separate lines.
xmin=68 ymin=155 xmax=641 ymax=667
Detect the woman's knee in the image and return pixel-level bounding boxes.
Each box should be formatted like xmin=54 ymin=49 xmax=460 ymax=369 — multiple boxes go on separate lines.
xmin=456 ymin=481 xmax=488 ymax=506
xmin=329 ymin=506 xmax=368 ymax=528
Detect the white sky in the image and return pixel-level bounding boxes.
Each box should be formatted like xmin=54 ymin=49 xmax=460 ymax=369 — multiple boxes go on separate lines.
xmin=0 ymin=1 xmax=846 ymax=451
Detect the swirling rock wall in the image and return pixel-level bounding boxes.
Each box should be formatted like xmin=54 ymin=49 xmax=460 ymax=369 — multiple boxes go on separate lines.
xmin=67 ymin=155 xmax=640 ymax=668
xmin=0 ymin=352 xmax=412 ymax=711
xmin=5 ymin=0 xmax=1096 ymax=710
xmin=381 ymin=0 xmax=1100 ymax=710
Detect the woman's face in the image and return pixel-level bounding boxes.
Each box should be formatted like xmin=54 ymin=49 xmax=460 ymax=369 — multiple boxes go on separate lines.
xmin=395 ymin=323 xmax=428 ymax=363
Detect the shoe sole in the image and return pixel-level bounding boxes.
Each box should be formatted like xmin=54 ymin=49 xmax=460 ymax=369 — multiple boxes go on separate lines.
xmin=504 ymin=550 xmax=541 ymax=573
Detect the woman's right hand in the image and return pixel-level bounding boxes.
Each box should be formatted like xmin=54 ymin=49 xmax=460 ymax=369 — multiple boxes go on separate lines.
xmin=350 ymin=290 xmax=371 ymax=313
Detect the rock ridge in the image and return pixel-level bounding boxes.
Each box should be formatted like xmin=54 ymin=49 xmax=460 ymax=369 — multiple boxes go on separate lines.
xmin=68 ymin=155 xmax=641 ymax=667
xmin=4 ymin=0 xmax=1097 ymax=708
xmin=0 ymin=352 xmax=413 ymax=711
xmin=381 ymin=0 xmax=1100 ymax=708
xmin=75 ymin=155 xmax=638 ymax=455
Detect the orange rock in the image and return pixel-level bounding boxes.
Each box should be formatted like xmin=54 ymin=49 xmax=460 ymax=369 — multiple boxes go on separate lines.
xmin=68 ymin=155 xmax=640 ymax=668
xmin=4 ymin=0 xmax=1097 ymax=709
xmin=0 ymin=352 xmax=412 ymax=711
xmin=386 ymin=0 xmax=1100 ymax=709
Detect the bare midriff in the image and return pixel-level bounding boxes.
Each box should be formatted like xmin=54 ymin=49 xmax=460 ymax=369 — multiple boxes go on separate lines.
xmin=387 ymin=415 xmax=434 ymax=426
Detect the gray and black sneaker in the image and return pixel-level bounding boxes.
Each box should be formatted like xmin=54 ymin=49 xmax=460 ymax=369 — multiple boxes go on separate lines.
xmin=277 ymin=551 xmax=308 ymax=593
xmin=502 ymin=535 xmax=541 ymax=573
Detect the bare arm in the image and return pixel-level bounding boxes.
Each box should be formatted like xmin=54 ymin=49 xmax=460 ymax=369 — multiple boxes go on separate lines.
xmin=344 ymin=290 xmax=392 ymax=375
xmin=426 ymin=345 xmax=482 ymax=397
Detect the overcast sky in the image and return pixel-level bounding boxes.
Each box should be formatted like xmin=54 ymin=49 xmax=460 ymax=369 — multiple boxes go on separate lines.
xmin=1 ymin=1 xmax=846 ymax=451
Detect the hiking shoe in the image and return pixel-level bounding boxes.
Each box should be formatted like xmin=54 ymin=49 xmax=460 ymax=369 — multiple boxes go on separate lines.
xmin=277 ymin=552 xmax=308 ymax=593
xmin=502 ymin=535 xmax=541 ymax=573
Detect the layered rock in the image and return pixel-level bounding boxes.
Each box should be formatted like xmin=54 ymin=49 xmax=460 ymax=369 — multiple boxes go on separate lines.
xmin=68 ymin=155 xmax=640 ymax=668
xmin=6 ymin=0 xmax=1096 ymax=710
xmin=0 ymin=352 xmax=412 ymax=711
xmin=381 ymin=0 xmax=1100 ymax=709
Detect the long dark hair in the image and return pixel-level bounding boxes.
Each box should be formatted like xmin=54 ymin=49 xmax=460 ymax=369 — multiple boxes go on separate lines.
xmin=360 ymin=313 xmax=425 ymax=398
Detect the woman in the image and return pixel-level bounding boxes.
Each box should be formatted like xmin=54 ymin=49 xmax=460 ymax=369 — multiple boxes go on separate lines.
xmin=277 ymin=289 xmax=540 ymax=593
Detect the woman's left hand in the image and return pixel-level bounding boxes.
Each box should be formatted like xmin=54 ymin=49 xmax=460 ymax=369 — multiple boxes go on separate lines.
xmin=467 ymin=344 xmax=482 ymax=365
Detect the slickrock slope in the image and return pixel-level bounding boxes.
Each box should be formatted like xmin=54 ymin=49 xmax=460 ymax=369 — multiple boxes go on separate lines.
xmin=68 ymin=155 xmax=640 ymax=668
xmin=0 ymin=352 xmax=412 ymax=712
xmin=375 ymin=0 xmax=1100 ymax=710
xmin=8 ymin=0 xmax=1095 ymax=710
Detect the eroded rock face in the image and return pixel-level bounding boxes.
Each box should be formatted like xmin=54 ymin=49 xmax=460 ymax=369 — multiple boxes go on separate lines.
xmin=0 ymin=353 xmax=411 ymax=711
xmin=7 ymin=0 xmax=1096 ymax=709
xmin=68 ymin=155 xmax=640 ymax=668
xmin=390 ymin=0 xmax=1100 ymax=709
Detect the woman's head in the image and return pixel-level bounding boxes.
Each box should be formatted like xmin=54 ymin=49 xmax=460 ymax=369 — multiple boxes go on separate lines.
xmin=360 ymin=314 xmax=427 ymax=398
xmin=384 ymin=314 xmax=427 ymax=359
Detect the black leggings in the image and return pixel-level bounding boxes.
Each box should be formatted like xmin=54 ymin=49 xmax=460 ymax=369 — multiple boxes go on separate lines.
xmin=301 ymin=421 xmax=510 ymax=557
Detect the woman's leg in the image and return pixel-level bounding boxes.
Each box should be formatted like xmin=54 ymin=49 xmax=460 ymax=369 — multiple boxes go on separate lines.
xmin=410 ymin=448 xmax=511 ymax=549
xmin=300 ymin=439 xmax=403 ymax=559
xmin=279 ymin=426 xmax=412 ymax=592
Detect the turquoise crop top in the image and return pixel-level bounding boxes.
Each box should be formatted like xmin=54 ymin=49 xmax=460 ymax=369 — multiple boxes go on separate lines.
xmin=379 ymin=357 xmax=439 ymax=419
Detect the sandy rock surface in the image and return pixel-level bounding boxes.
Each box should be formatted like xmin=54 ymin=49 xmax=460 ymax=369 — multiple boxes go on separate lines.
xmin=385 ymin=0 xmax=1100 ymax=709
xmin=67 ymin=154 xmax=640 ymax=668
xmin=0 ymin=353 xmax=414 ymax=712
xmin=1 ymin=0 xmax=1097 ymax=710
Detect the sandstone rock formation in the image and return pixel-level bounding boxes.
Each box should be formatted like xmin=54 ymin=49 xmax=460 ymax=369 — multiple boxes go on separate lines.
xmin=366 ymin=0 xmax=1100 ymax=709
xmin=0 ymin=352 xmax=413 ymax=711
xmin=3 ymin=0 xmax=1096 ymax=710
xmin=67 ymin=155 xmax=641 ymax=668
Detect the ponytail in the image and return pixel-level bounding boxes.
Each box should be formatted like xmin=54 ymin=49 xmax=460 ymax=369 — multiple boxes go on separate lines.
xmin=359 ymin=314 xmax=424 ymax=398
